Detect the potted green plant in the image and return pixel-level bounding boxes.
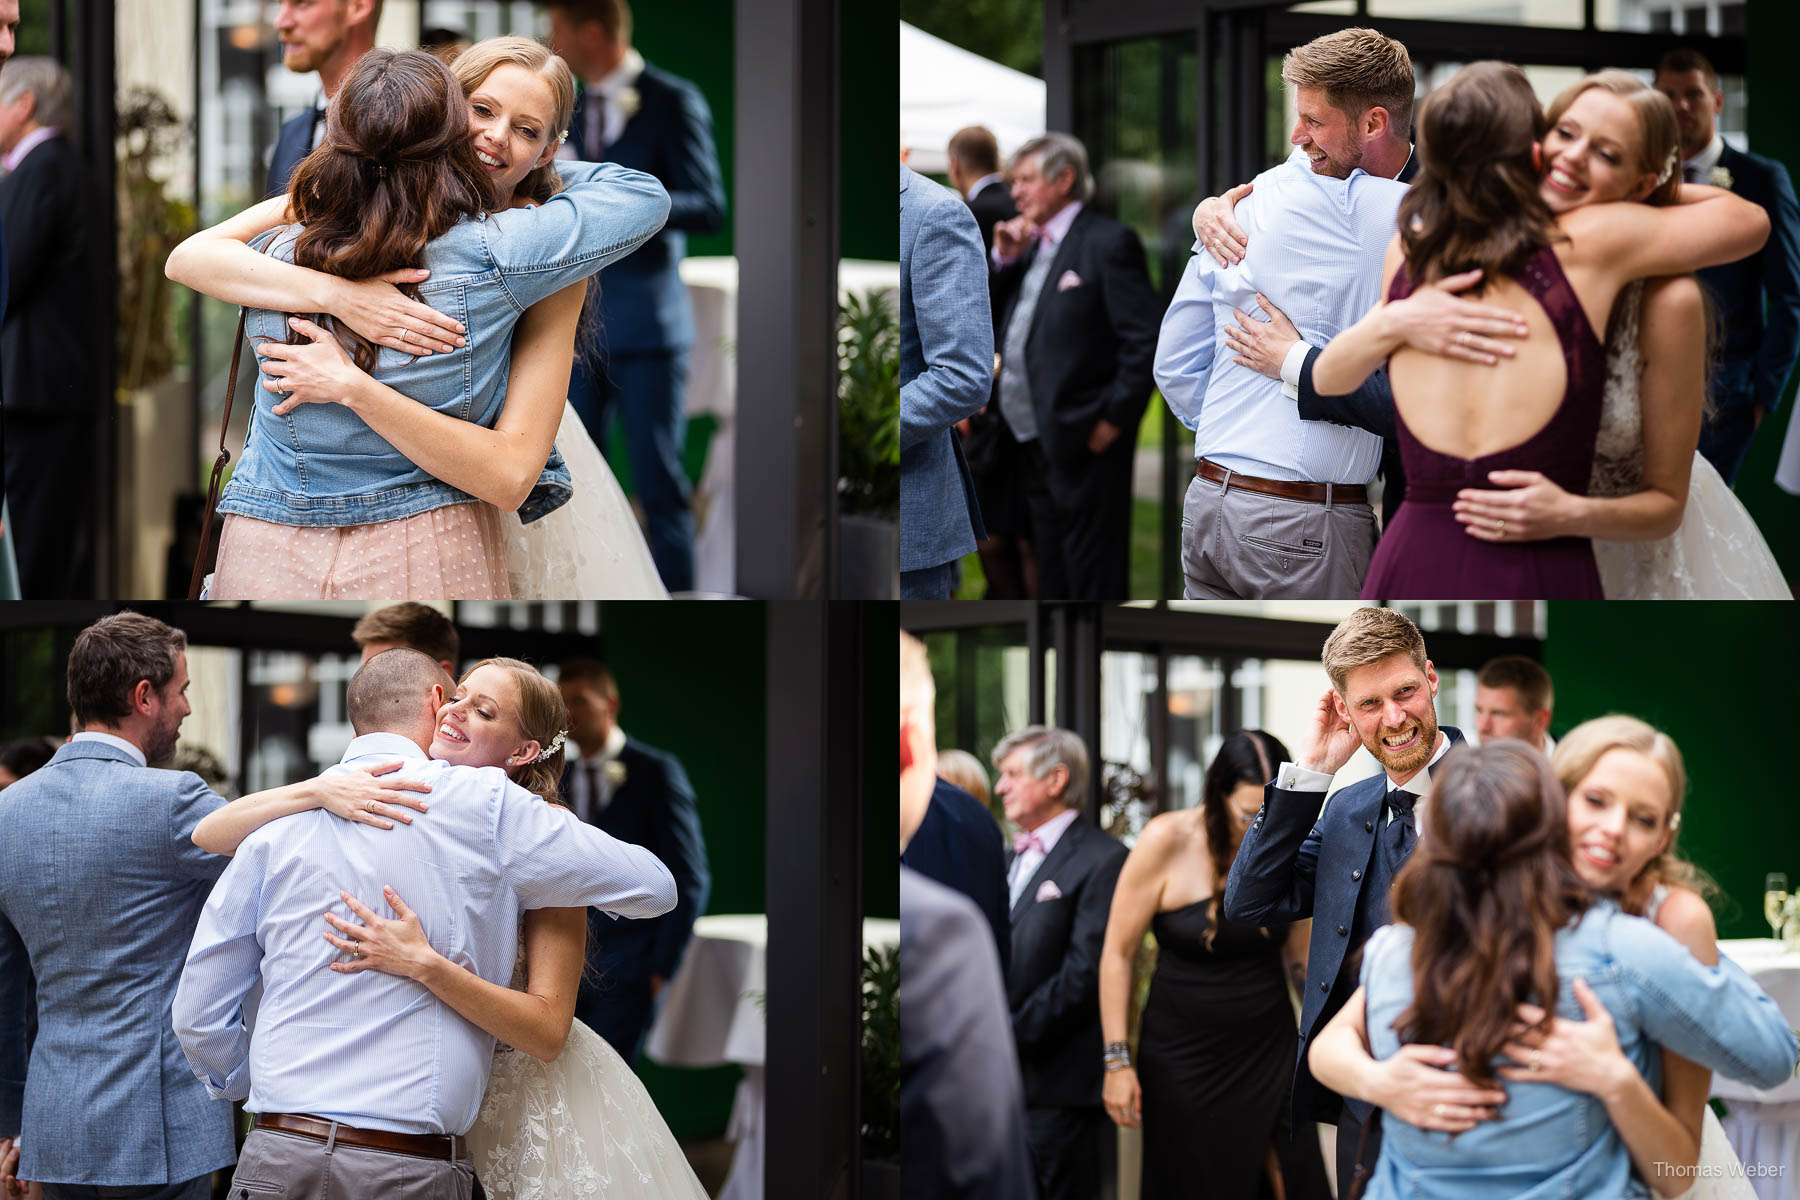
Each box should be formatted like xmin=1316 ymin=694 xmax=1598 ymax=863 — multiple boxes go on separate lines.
xmin=860 ymin=941 xmax=901 ymax=1197
xmin=838 ymin=288 xmax=900 ymax=598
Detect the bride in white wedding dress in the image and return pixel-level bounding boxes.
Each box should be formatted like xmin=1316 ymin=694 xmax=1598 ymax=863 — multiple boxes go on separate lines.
xmin=1447 ymin=73 xmax=1788 ymax=599
xmin=330 ymin=658 xmax=708 ymax=1199
xmin=173 ymin=35 xmax=666 ymax=600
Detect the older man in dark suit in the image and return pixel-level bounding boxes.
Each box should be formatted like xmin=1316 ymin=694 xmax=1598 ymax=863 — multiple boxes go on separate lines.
xmin=547 ymin=0 xmax=726 ymax=593
xmin=558 ymin=657 xmax=709 ymax=1063
xmin=1224 ymin=607 xmax=1466 ymax=1200
xmin=266 ymin=0 xmax=380 ymax=197
xmin=996 ymin=725 xmax=1126 ymax=1200
xmin=0 ymin=57 xmax=103 ymax=599
xmin=991 ymin=134 xmax=1159 ymax=602
xmin=1657 ymin=48 xmax=1800 ymax=484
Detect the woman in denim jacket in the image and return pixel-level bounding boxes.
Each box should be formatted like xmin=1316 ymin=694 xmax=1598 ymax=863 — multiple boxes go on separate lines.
xmin=1309 ymin=741 xmax=1795 ymax=1200
xmin=166 ymin=47 xmax=669 ymax=598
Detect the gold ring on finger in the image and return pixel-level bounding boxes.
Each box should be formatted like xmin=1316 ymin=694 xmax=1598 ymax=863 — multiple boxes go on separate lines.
xmin=1496 ymin=518 xmax=1506 ymax=537
xmin=1530 ymin=1050 xmax=1542 ymax=1071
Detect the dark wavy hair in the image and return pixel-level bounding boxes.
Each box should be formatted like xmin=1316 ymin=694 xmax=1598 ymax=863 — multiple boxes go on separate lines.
xmin=286 ymin=49 xmax=497 ymax=371
xmin=1390 ymin=740 xmax=1591 ymax=1088
xmin=1200 ymin=729 xmax=1290 ymax=947
xmin=1399 ymin=62 xmax=1562 ymax=295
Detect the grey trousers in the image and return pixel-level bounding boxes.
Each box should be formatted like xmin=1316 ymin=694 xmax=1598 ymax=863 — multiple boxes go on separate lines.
xmin=228 ymin=1128 xmax=474 ymax=1200
xmin=42 ymin=1180 xmax=209 ymax=1200
xmin=1180 ymin=471 xmax=1376 ymax=599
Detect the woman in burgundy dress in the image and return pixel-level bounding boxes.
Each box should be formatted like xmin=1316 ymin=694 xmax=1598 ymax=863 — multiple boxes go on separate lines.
xmin=1097 ymin=731 xmax=1329 ymax=1200
xmin=1313 ymin=61 xmax=1769 ymax=600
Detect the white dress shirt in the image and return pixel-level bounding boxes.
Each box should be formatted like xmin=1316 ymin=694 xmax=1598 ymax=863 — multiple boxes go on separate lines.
xmin=965 ymin=172 xmax=1006 ymax=202
xmin=1277 ymin=730 xmax=1454 ymax=826
xmin=70 ymin=730 xmax=147 ymax=766
xmin=1007 ymin=806 xmax=1080 ymax=907
xmin=567 ymin=724 xmax=629 ymax=823
xmin=1154 ymin=148 xmax=1406 ymax=483
xmin=173 ymin=732 xmax=676 ymax=1134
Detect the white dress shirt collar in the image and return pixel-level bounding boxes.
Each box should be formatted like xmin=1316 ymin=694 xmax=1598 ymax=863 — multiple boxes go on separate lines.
xmin=342 ymin=731 xmax=430 ymax=765
xmin=71 ymin=730 xmax=147 ymax=767
xmin=576 ymin=724 xmax=628 ymax=767
xmin=591 ymin=48 xmax=646 ymax=97
xmin=966 ymin=171 xmax=1005 ymax=201
xmin=1024 ymin=805 xmax=1081 ymax=855
xmin=1685 ymin=132 xmax=1726 ymax=176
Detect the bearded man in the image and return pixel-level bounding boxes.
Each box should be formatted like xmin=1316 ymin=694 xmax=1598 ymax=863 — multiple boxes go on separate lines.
xmin=1223 ymin=605 xmax=1463 ymax=1199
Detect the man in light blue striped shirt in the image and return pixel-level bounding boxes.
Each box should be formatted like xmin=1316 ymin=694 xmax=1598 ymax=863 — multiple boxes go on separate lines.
xmin=1155 ymin=28 xmax=1413 ymax=600
xmin=173 ymin=649 xmax=676 ymax=1197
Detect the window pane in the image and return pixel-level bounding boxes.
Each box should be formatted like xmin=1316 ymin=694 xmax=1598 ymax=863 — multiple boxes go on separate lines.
xmin=1368 ymin=0 xmax=1582 ymax=28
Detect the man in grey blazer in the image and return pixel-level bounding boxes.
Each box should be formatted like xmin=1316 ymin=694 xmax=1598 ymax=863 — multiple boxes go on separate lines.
xmin=0 ymin=613 xmax=234 ymax=1200
xmin=900 ymin=162 xmax=993 ymax=599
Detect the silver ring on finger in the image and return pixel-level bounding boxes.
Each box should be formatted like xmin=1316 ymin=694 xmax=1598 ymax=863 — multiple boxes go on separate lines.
xmin=1433 ymin=1103 xmax=1450 ymax=1117
xmin=1530 ymin=1050 xmax=1542 ymax=1072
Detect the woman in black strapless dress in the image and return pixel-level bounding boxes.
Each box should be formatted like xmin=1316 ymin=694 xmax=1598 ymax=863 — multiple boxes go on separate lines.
xmin=1099 ymin=732 xmax=1330 ymax=1200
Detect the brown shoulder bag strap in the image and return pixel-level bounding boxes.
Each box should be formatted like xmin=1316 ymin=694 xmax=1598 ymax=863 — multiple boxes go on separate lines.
xmin=187 ymin=309 xmax=248 ymax=600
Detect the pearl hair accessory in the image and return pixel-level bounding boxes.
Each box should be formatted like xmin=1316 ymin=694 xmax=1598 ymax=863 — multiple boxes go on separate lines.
xmin=534 ymin=730 xmax=568 ymax=763
xmin=1656 ymin=147 xmax=1679 ymax=188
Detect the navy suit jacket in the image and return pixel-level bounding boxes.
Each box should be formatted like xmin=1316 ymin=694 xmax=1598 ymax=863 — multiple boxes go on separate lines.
xmin=564 ymin=736 xmax=710 ymax=990
xmin=266 ymin=105 xmax=322 ymax=199
xmin=900 ymin=780 xmax=1011 ymax=976
xmin=1223 ymin=726 xmax=1464 ymax=1131
xmin=567 ymin=64 xmax=725 ymax=355
xmin=1006 ymin=815 xmax=1127 ymax=1111
xmin=1694 ymin=141 xmax=1800 ymax=417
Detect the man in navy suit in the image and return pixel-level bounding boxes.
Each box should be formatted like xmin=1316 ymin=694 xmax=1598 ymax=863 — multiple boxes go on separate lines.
xmin=546 ymin=0 xmax=726 ymax=593
xmin=996 ymin=725 xmax=1126 ymax=1200
xmin=266 ymin=0 xmax=380 ymax=198
xmin=1658 ymin=48 xmax=1800 ymax=484
xmin=947 ymin=125 xmax=1017 ymax=256
xmin=557 ymin=657 xmax=709 ymax=1063
xmin=1224 ymin=606 xmax=1464 ymax=1200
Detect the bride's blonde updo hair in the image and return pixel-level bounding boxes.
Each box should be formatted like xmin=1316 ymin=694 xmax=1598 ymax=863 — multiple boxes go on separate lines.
xmin=450 ymin=35 xmax=577 ymax=206
xmin=463 ymin=656 xmax=569 ymax=806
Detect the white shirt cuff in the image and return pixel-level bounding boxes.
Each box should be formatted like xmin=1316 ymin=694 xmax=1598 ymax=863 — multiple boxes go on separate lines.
xmin=1279 ymin=341 xmax=1312 ymax=402
xmin=1277 ymin=761 xmax=1334 ymax=792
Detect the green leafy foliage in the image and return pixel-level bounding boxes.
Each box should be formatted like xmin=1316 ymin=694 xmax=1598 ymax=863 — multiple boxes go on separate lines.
xmin=861 ymin=942 xmax=901 ymax=1159
xmin=838 ymin=290 xmax=901 ymax=517
xmin=901 ymin=0 xmax=1044 ymax=78
xmin=117 ymin=87 xmax=195 ymax=393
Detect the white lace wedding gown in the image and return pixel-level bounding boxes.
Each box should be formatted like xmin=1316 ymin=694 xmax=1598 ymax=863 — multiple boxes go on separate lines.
xmin=499 ymin=402 xmax=670 ymax=599
xmin=1588 ymin=283 xmax=1790 ymax=599
xmin=467 ymin=938 xmax=707 ymax=1199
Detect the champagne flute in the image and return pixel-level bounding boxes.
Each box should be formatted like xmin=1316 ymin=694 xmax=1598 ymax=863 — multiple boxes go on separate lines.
xmin=1766 ymin=873 xmax=1790 ymax=939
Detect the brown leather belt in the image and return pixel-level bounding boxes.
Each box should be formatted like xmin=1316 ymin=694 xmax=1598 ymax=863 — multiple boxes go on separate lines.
xmin=255 ymin=1112 xmax=466 ymax=1161
xmin=1196 ymin=458 xmax=1367 ymax=506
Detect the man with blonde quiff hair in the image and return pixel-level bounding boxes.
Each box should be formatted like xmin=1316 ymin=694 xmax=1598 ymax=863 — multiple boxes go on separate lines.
xmin=1280 ymin=27 xmax=1415 ymax=153
xmin=1226 ymin=605 xmax=1468 ymax=1197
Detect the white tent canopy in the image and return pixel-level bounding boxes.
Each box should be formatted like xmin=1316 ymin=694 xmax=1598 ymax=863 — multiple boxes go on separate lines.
xmin=900 ymin=21 xmax=1046 ymax=177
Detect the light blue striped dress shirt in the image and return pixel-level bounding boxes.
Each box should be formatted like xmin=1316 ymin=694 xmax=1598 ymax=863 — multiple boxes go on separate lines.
xmin=172 ymin=732 xmax=677 ymax=1135
xmin=1154 ymin=148 xmax=1408 ymax=483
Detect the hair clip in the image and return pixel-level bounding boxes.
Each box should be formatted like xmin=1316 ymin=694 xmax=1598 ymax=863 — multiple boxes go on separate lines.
xmin=557 ymin=129 xmax=568 ymax=145
xmin=534 ymin=730 xmax=568 ymax=763
xmin=1656 ymin=147 xmax=1679 ymax=187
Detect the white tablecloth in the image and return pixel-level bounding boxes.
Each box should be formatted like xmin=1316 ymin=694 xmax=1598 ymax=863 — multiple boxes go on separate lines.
xmin=646 ymin=913 xmax=902 ymax=1200
xmin=1715 ymin=939 xmax=1800 ymax=1200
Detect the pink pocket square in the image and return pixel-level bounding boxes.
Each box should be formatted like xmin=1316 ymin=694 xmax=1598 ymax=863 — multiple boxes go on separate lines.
xmin=1035 ymin=880 xmax=1064 ymax=902
xmin=1056 ymin=270 xmax=1083 ymax=292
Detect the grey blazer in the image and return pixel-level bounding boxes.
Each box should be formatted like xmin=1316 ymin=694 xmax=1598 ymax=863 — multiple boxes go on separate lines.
xmin=900 ymin=164 xmax=992 ymax=573
xmin=0 ymin=739 xmax=235 ymax=1186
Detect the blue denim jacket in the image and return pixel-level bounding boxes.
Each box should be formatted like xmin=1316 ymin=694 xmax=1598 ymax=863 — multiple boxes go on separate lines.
xmin=218 ymin=162 xmax=669 ymax=527
xmin=1360 ymin=904 xmax=1798 ymax=1200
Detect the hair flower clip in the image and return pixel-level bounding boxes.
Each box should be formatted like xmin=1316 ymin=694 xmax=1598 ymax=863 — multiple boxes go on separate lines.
xmin=534 ymin=730 xmax=568 ymax=763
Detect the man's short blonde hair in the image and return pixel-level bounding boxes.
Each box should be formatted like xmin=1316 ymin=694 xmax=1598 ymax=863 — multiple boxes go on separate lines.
xmin=1282 ymin=27 xmax=1415 ymax=134
xmin=1321 ymin=607 xmax=1428 ymax=694
xmin=901 ymin=630 xmax=934 ymax=722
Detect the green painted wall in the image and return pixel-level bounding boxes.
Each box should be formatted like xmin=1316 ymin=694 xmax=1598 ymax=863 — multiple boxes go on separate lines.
xmin=1727 ymin=1 xmax=1800 ymax=580
xmin=1543 ymin=601 xmax=1800 ymax=942
xmin=632 ymin=0 xmax=898 ymax=263
xmin=598 ymin=601 xmax=768 ymax=1139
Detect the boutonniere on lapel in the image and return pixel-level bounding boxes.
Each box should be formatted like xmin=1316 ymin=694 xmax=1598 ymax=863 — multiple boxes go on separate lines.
xmin=615 ymin=86 xmax=641 ymax=122
xmin=1709 ymin=165 xmax=1734 ymax=190
xmin=1056 ymin=270 xmax=1083 ymax=292
xmin=604 ymin=760 xmax=629 ymax=789
xmin=1035 ymin=880 xmax=1063 ymax=903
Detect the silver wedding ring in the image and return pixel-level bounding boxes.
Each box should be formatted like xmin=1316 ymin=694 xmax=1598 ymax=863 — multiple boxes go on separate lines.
xmin=1529 ymin=1050 xmax=1542 ymax=1072
xmin=1433 ymin=1103 xmax=1450 ymax=1117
